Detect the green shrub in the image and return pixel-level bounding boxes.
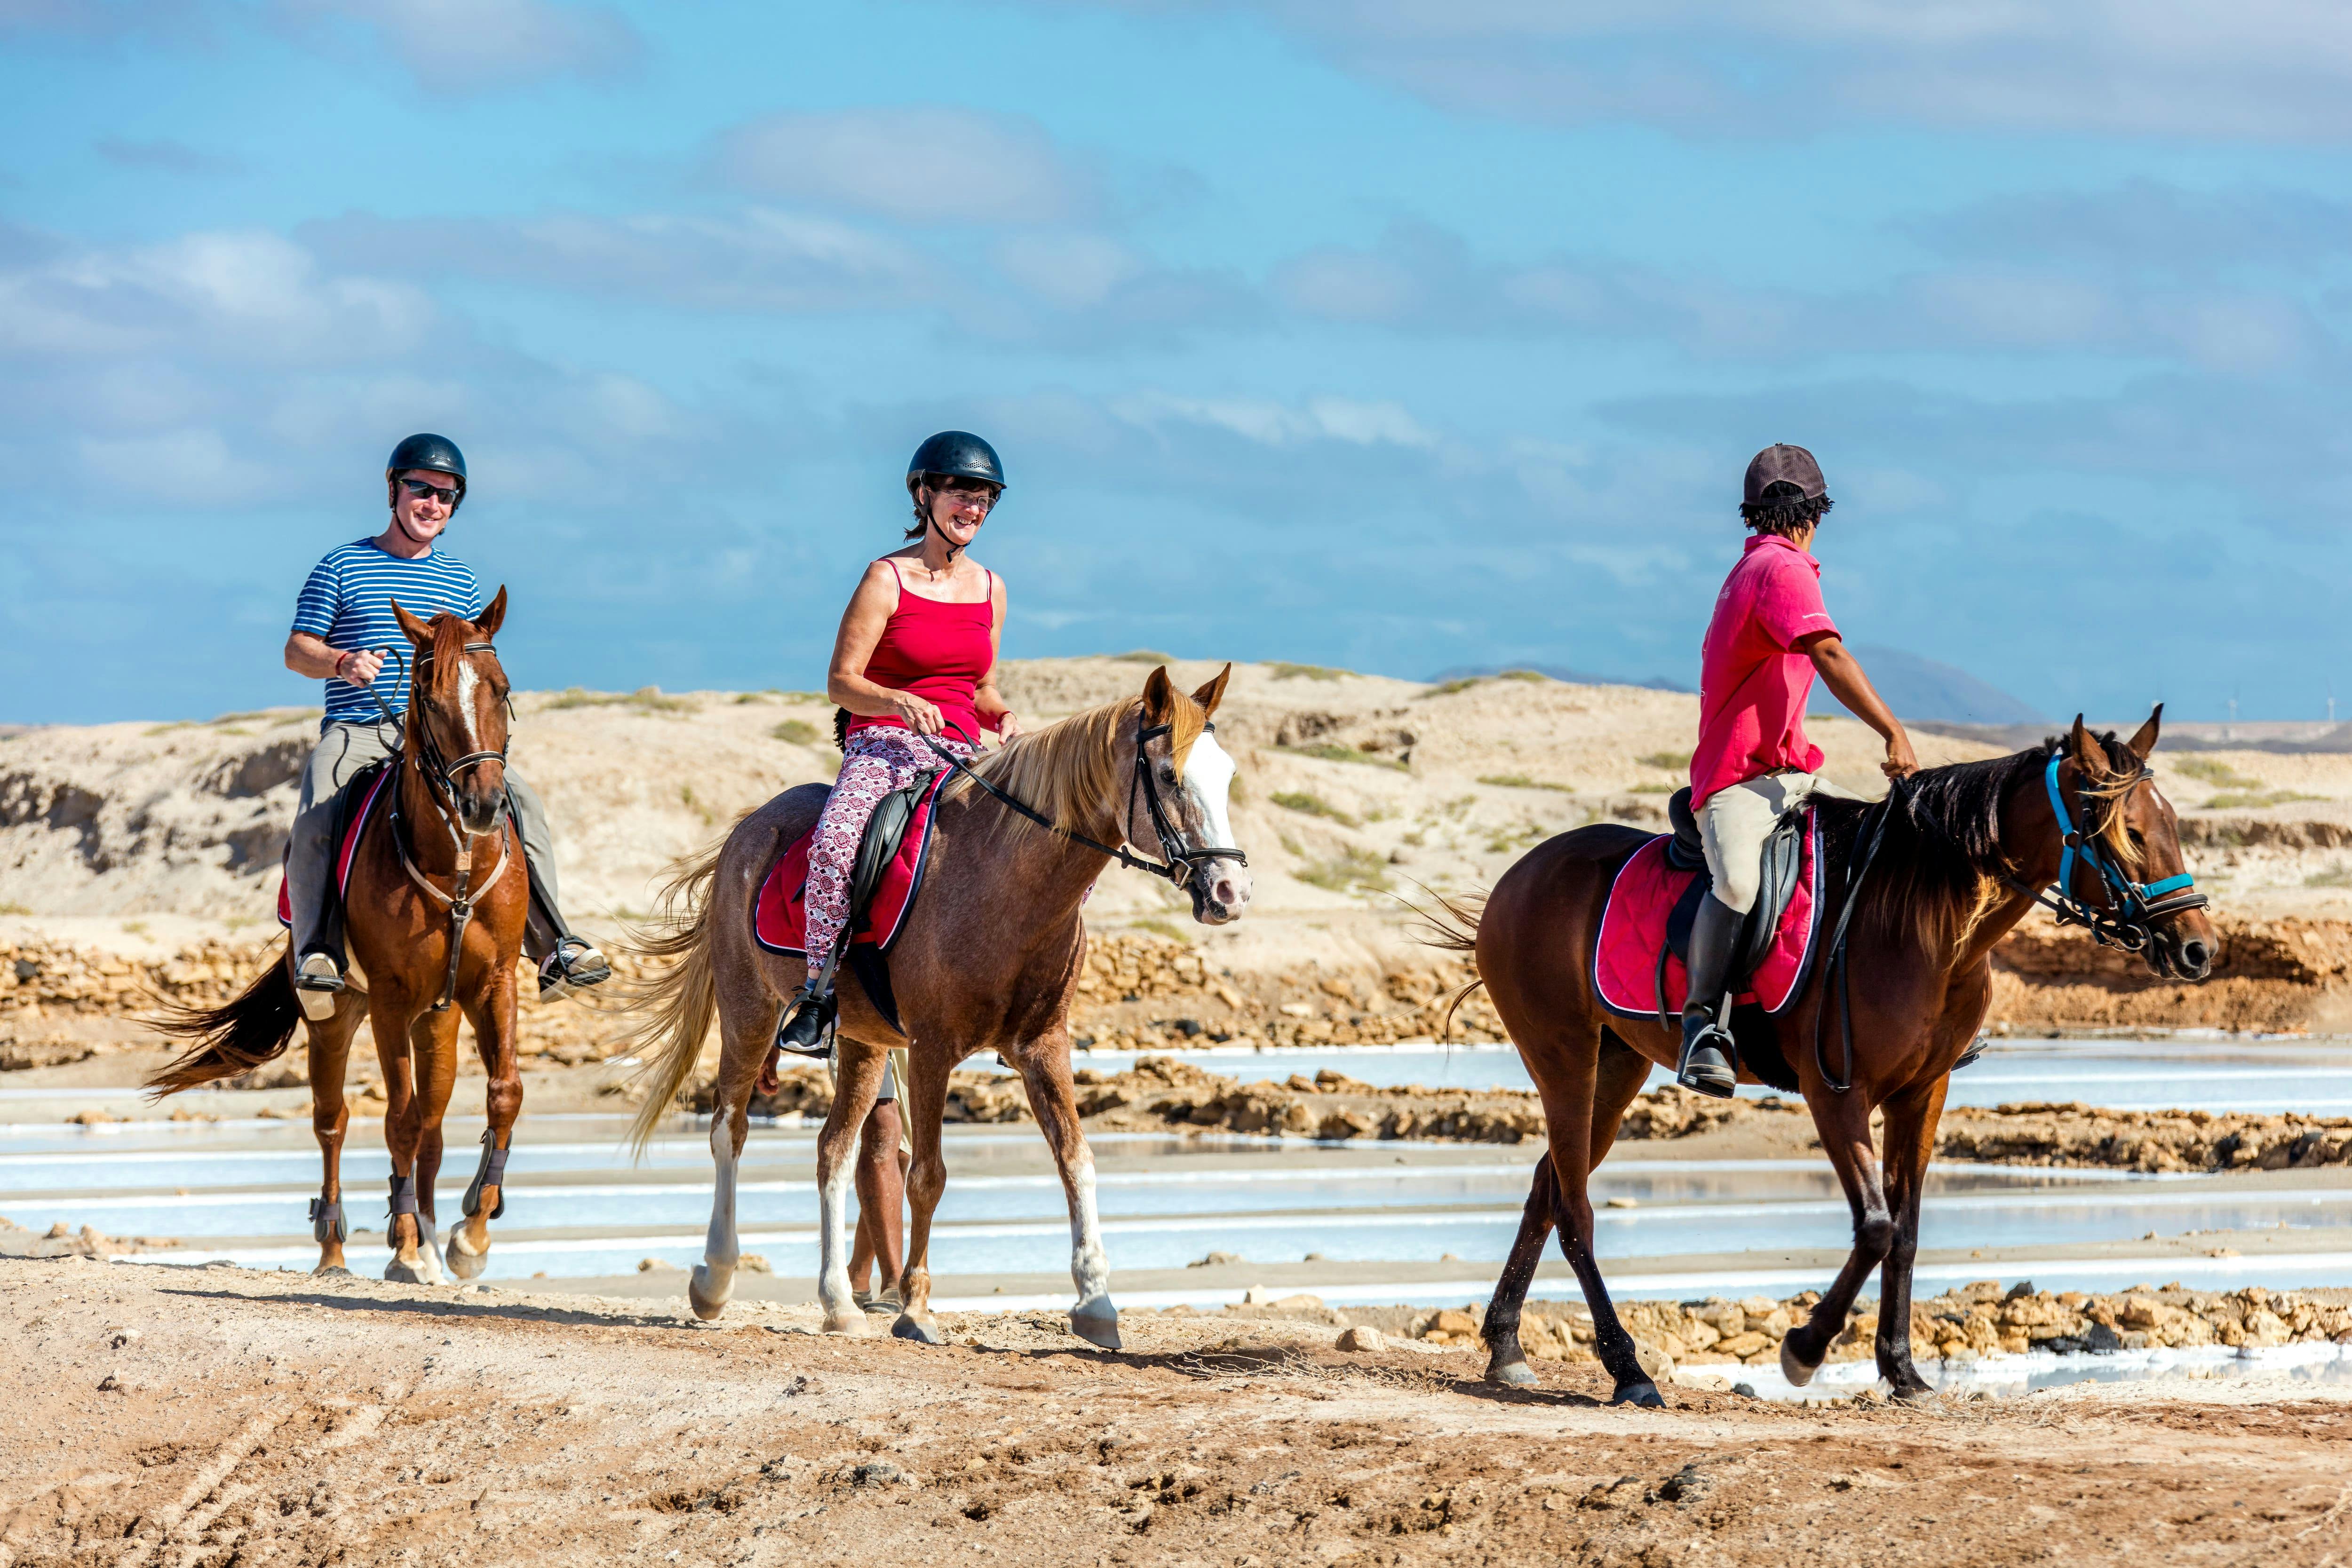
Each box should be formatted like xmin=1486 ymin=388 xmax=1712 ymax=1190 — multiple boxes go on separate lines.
xmin=2205 ymin=789 xmax=2321 ymax=810
xmin=1112 ymin=649 xmax=1177 ymax=665
xmin=772 ymin=719 xmax=819 ymax=745
xmin=1271 ymin=791 xmax=1359 ymax=827
xmin=1635 ymin=750 xmax=1692 ymax=772
xmin=1295 ymin=847 xmax=1391 ymax=894
xmin=1276 ymin=743 xmax=1406 ymax=770
xmin=547 ymin=686 xmax=698 ymax=715
xmin=1268 ymin=662 xmax=1349 ymax=681
xmin=1478 ymin=773 xmax=1571 ymax=792
xmin=2172 ymin=757 xmax=2265 ymax=789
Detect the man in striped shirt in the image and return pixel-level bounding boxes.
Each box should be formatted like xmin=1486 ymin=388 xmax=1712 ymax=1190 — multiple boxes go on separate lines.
xmin=281 ymin=433 xmax=608 ymax=1007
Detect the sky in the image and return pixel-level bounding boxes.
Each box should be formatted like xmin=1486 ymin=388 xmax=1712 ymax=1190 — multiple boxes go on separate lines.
xmin=4 ymin=0 xmax=2350 ymax=726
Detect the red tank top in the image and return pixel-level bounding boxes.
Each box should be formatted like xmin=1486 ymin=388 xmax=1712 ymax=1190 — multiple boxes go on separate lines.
xmin=846 ymin=561 xmax=998 ymax=743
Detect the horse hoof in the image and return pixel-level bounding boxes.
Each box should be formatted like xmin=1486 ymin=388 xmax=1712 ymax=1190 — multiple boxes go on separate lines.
xmin=1487 ymin=1359 xmax=1539 ymax=1389
xmin=1780 ymin=1336 xmax=1821 ymax=1389
xmin=891 ymin=1313 xmax=944 ymax=1345
xmin=1069 ymin=1308 xmax=1122 ymax=1350
xmin=1889 ymin=1381 xmax=1938 ymax=1406
xmin=444 ymin=1234 xmax=487 ymax=1281
xmin=1610 ymin=1381 xmax=1666 ymax=1409
xmin=383 ymin=1256 xmax=430 ymax=1285
xmin=823 ymin=1310 xmax=871 ymax=1337
xmin=312 ymin=1264 xmax=353 ymax=1279
xmin=688 ymin=1267 xmax=733 ymax=1322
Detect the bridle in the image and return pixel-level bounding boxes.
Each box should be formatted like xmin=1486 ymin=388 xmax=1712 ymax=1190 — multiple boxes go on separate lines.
xmin=2003 ymin=751 xmax=2205 ymax=955
xmin=1811 ymin=747 xmax=2205 ymax=1094
xmin=362 ymin=640 xmax=514 ymax=1012
xmin=922 ymin=713 xmax=1247 ymax=891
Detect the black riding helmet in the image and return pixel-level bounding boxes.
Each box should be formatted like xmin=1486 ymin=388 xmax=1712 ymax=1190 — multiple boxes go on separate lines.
xmin=387 ymin=432 xmax=468 ymax=512
xmin=905 ymin=430 xmax=1005 ymax=496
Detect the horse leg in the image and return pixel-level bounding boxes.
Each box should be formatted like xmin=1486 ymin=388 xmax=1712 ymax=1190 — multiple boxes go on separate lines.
xmin=447 ymin=969 xmax=522 ymax=1281
xmin=1017 ymin=1047 xmax=1118 ymax=1349
xmin=1485 ymin=1032 xmax=1651 ymax=1387
xmin=305 ymin=991 xmax=365 ymax=1276
xmin=413 ymin=1044 xmax=454 ymax=1286
xmin=1874 ymin=1078 xmax=1947 ymax=1401
xmin=690 ymin=966 xmax=775 ymax=1322
xmin=816 ymin=1043 xmax=889 ymax=1335
xmin=375 ymin=1005 xmax=431 ymax=1283
xmin=1779 ymin=1088 xmax=1893 ymax=1387
xmin=891 ymin=1053 xmax=951 ymax=1346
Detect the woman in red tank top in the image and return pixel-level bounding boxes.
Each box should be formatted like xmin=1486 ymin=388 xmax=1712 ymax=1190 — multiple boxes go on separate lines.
xmin=774 ymin=432 xmax=1020 ymax=1059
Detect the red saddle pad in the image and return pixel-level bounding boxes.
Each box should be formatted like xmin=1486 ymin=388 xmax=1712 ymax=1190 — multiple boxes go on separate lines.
xmin=1592 ymin=814 xmax=1821 ymax=1021
xmin=276 ymin=768 xmax=395 ymax=929
xmin=754 ymin=772 xmax=950 ymax=957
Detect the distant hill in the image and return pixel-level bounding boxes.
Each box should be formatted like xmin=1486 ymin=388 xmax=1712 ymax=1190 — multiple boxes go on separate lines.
xmin=1836 ymin=646 xmax=2043 ymax=725
xmin=1425 ymin=663 xmax=1694 ymax=694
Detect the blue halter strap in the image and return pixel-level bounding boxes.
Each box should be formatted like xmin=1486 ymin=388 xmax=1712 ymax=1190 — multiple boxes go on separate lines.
xmin=2034 ymin=751 xmax=2203 ymax=951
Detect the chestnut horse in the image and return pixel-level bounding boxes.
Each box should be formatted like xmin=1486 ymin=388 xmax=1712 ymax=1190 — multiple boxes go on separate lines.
xmin=1440 ymin=712 xmax=2215 ymax=1405
xmin=618 ymin=666 xmax=1249 ymax=1348
xmin=149 ymin=594 xmax=531 ymax=1284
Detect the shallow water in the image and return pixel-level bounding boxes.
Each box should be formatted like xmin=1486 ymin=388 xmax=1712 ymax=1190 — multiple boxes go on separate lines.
xmin=1728 ymin=1340 xmax=2352 ymax=1403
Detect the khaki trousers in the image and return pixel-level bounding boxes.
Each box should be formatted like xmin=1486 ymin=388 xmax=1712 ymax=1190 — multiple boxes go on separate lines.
xmin=287 ymin=721 xmax=562 ymax=961
xmin=1697 ymin=770 xmax=1861 ymax=914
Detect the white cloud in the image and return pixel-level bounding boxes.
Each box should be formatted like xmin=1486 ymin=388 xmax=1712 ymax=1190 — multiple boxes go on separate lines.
xmin=270 ymin=0 xmax=640 ymax=95
xmin=1111 ymin=391 xmax=1442 ymax=450
xmin=713 ymin=107 xmax=1101 ymax=225
xmin=1058 ymin=0 xmax=2352 ymax=138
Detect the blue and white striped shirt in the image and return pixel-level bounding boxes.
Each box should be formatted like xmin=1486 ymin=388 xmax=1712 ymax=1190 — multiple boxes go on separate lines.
xmin=292 ymin=539 xmax=485 ymax=730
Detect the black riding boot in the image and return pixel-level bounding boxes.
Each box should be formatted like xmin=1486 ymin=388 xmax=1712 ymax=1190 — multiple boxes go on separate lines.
xmin=1676 ymin=892 xmax=1744 ymax=1099
xmin=773 ymin=979 xmax=837 ymax=1059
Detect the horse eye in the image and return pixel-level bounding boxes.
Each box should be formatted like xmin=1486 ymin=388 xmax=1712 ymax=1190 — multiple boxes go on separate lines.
xmin=1159 ymin=764 xmax=1178 ymax=784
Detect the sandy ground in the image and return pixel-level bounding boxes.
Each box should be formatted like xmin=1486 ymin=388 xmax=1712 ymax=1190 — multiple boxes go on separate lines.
xmin=5 ymin=1258 xmax=2351 ymax=1568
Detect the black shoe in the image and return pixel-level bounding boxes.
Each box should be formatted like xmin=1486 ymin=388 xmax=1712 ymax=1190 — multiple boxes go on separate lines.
xmin=1676 ymin=1014 xmax=1739 ymax=1099
xmin=538 ymin=935 xmax=612 ymax=999
xmin=773 ymin=984 xmax=836 ymax=1059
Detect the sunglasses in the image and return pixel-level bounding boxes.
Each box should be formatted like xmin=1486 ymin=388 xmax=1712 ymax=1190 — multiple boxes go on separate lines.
xmin=399 ymin=477 xmax=461 ymax=507
xmin=932 ymin=477 xmax=999 ymax=508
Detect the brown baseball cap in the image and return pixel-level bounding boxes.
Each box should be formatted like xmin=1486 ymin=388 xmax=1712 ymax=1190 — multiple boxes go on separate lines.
xmin=1744 ymin=443 xmax=1827 ymax=506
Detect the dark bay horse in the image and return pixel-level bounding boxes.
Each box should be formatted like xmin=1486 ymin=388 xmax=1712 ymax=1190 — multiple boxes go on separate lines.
xmin=618 ymin=666 xmax=1248 ymax=1347
xmin=150 ymin=594 xmax=531 ymax=1284
xmin=1442 ymin=712 xmax=2215 ymax=1405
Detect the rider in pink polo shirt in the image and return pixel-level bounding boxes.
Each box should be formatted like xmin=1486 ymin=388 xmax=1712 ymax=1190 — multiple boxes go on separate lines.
xmin=1677 ymin=443 xmax=1917 ymax=1097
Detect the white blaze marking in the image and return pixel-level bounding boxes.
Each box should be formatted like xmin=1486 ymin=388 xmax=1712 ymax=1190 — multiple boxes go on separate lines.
xmin=1182 ymin=732 xmax=1241 ymax=853
xmin=453 ymin=659 xmax=481 ymax=751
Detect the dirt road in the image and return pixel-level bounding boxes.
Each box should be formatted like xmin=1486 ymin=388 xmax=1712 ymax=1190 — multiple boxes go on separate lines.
xmin=6 ymin=1259 xmax=2349 ymax=1567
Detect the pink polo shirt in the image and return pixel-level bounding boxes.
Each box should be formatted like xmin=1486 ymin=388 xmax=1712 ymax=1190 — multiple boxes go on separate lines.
xmin=1691 ymin=535 xmax=1840 ymax=806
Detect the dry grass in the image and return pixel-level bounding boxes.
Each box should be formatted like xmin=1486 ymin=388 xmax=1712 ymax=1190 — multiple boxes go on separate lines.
xmin=1277 ymin=743 xmax=1407 ymax=771
xmin=1271 ymin=790 xmax=1359 ymax=827
xmin=1478 ymin=773 xmax=1571 ymax=792
xmin=771 ymin=720 xmax=819 ymax=745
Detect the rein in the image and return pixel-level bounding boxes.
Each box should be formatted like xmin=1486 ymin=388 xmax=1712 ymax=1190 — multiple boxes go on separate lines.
xmin=1809 ymin=748 xmax=2206 ymax=1094
xmin=363 ymin=641 xmax=514 ymax=1013
xmin=921 ymin=716 xmax=1247 ymax=890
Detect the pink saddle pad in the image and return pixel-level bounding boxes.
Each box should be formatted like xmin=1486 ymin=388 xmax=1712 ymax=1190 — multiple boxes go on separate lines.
xmin=275 ymin=768 xmax=395 ymax=929
xmin=753 ymin=772 xmax=950 ymax=957
xmin=1592 ymin=815 xmax=1821 ymax=1021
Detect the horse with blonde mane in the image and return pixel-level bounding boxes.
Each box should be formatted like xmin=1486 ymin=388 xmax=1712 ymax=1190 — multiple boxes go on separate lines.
xmin=619 ymin=665 xmax=1249 ymax=1347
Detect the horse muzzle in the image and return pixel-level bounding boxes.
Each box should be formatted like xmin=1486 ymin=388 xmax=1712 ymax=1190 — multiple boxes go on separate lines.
xmin=2146 ymin=921 xmax=2215 ymax=983
xmin=452 ymin=773 xmax=507 ymax=838
xmin=1188 ymin=858 xmax=1252 ymax=926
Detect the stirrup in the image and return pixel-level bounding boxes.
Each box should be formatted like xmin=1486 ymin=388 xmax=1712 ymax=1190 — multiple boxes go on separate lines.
xmin=773 ymin=983 xmax=836 ymax=1059
xmin=294 ymin=950 xmax=346 ymax=992
xmin=1676 ymin=1012 xmax=1739 ymax=1100
xmin=538 ymin=934 xmax=612 ymax=998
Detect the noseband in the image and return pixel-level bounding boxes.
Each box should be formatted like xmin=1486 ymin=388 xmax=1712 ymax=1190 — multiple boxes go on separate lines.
xmin=922 ymin=714 xmax=1247 ymax=891
xmin=2009 ymin=751 xmax=2206 ymax=953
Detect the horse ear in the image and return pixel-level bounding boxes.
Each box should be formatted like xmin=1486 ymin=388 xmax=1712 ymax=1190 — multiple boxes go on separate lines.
xmin=389 ymin=597 xmax=433 ymax=648
xmin=1142 ymin=665 xmax=1176 ymax=725
xmin=2068 ymin=713 xmax=2106 ymax=778
xmin=1190 ymin=663 xmax=1232 ymax=719
xmin=475 ymin=586 xmax=508 ymax=640
xmin=2125 ymin=702 xmax=2161 ymax=763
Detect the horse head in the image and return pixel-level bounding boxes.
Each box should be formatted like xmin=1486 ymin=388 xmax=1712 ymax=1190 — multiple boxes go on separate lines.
xmin=2055 ymin=706 xmax=2216 ymax=982
xmin=391 ymin=587 xmax=513 ymax=839
xmin=1132 ymin=665 xmax=1252 ymax=925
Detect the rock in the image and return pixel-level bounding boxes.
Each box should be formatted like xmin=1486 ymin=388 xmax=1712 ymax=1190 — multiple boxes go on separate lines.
xmin=1715 ymin=1331 xmax=1770 ymax=1361
xmin=1430 ymin=1308 xmax=1480 ymax=1338
xmin=1188 ymin=1251 xmax=1242 ymax=1268
xmin=1633 ymin=1340 xmax=1676 ymax=1381
xmin=1335 ymin=1325 xmax=1384 ymax=1353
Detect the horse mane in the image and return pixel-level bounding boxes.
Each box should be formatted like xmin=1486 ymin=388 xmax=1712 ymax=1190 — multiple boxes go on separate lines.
xmin=954 ymin=686 xmax=1208 ymax=837
xmin=1812 ymin=727 xmax=2145 ymax=955
xmin=421 ymin=612 xmax=471 ymax=704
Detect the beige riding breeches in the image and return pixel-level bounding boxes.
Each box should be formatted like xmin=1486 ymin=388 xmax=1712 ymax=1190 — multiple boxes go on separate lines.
xmin=1697 ymin=770 xmax=1862 ymax=915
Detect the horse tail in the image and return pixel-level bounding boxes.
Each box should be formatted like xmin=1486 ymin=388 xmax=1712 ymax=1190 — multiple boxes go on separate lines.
xmin=144 ymin=942 xmax=304 ymax=1098
xmin=1394 ymin=883 xmax=1489 ymax=1041
xmin=620 ymin=833 xmax=729 ymax=1157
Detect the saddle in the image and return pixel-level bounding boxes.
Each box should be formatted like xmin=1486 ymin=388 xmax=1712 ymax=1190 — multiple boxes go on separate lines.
xmin=274 ymin=759 xmax=397 ymax=937
xmin=753 ymin=769 xmax=950 ymax=1034
xmin=1591 ymin=786 xmax=1823 ymax=1092
xmin=1662 ymin=785 xmax=1806 ymax=991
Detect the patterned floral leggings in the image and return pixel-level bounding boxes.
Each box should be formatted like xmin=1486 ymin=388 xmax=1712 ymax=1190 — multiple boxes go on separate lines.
xmin=803 ymin=727 xmax=976 ymax=970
